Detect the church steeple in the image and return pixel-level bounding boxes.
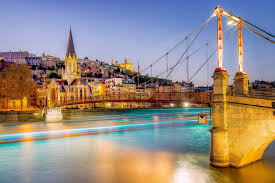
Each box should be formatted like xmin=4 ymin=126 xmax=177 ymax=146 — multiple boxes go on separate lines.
xmin=63 ymin=26 xmax=80 ymax=84
xmin=66 ymin=26 xmax=75 ymax=57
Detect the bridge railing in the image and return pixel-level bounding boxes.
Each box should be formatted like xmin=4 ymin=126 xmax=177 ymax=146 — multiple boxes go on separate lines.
xmin=62 ymin=91 xmax=212 ymax=106
xmin=59 ymin=91 xmax=212 ymax=106
xmin=226 ymin=88 xmax=275 ymax=100
xmin=150 ymin=91 xmax=212 ymax=102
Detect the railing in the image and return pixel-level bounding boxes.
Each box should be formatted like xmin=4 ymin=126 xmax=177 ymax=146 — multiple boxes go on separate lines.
xmin=226 ymin=88 xmax=275 ymax=100
xmin=62 ymin=91 xmax=213 ymax=105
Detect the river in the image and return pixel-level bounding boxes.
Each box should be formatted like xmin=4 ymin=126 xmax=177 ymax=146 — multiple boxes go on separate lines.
xmin=0 ymin=108 xmax=274 ymax=183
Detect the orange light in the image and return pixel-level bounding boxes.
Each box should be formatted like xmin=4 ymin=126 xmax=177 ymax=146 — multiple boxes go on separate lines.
xmin=238 ymin=20 xmax=244 ymax=73
xmin=215 ymin=7 xmax=225 ymax=71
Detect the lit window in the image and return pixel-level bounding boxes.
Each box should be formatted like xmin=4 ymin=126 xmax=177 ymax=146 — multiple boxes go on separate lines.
xmin=1 ymin=102 xmax=4 ymax=108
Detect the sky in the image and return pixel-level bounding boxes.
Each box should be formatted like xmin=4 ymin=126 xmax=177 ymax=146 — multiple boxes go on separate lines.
xmin=0 ymin=0 xmax=274 ymax=86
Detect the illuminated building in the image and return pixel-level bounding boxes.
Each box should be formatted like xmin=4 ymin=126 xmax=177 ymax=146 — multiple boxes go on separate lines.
xmin=0 ymin=51 xmax=29 ymax=64
xmin=39 ymin=27 xmax=90 ymax=108
xmin=105 ymin=78 xmax=123 ymax=95
xmin=62 ymin=27 xmax=81 ymax=84
xmin=26 ymin=56 xmax=42 ymax=66
xmin=120 ymin=58 xmax=133 ymax=72
xmin=88 ymin=82 xmax=106 ymax=96
xmin=42 ymin=55 xmax=57 ymax=61
xmin=122 ymin=83 xmax=136 ymax=94
xmin=111 ymin=58 xmax=133 ymax=72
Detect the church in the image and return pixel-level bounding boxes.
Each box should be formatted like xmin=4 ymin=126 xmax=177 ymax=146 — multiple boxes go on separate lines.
xmin=38 ymin=28 xmax=91 ymax=108
xmin=37 ymin=27 xmax=138 ymax=108
xmin=111 ymin=58 xmax=133 ymax=72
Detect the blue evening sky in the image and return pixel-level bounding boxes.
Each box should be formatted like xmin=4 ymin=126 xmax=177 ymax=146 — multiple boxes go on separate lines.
xmin=0 ymin=0 xmax=274 ymax=85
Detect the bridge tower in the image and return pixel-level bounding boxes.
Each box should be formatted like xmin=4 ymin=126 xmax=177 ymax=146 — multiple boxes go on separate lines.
xmin=210 ymin=6 xmax=230 ymax=167
xmin=233 ymin=20 xmax=249 ymax=95
xmin=210 ymin=7 xmax=275 ymax=168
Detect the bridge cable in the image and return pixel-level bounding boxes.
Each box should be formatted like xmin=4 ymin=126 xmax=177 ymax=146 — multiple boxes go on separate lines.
xmin=138 ymin=25 xmax=235 ymax=87
xmin=206 ymin=42 xmax=209 ymax=88
xmin=131 ymin=14 xmax=215 ymax=81
xmin=161 ymin=14 xmax=214 ymax=84
xmin=188 ymin=26 xmax=237 ymax=82
xmin=240 ymin=21 xmax=275 ymax=44
xmin=139 ymin=39 xmax=216 ymax=86
xmin=186 ymin=37 xmax=189 ymax=82
xmin=166 ymin=53 xmax=169 ymax=79
xmin=222 ymin=14 xmax=275 ymax=44
xmin=222 ymin=9 xmax=275 ymax=39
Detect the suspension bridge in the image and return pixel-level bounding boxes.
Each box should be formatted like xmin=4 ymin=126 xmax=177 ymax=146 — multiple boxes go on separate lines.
xmin=47 ymin=6 xmax=275 ymax=169
xmin=58 ymin=6 xmax=274 ymax=110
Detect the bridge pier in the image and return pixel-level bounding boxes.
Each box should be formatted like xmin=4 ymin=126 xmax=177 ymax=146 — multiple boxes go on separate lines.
xmin=233 ymin=72 xmax=249 ymax=95
xmin=210 ymin=69 xmax=275 ymax=168
xmin=210 ymin=69 xmax=230 ymax=167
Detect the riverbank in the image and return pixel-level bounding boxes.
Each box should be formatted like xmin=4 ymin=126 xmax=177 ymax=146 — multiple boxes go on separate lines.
xmin=0 ymin=110 xmax=43 ymax=122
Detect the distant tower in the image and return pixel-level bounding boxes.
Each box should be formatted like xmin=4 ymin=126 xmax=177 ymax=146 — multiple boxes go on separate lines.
xmin=62 ymin=27 xmax=80 ymax=84
xmin=138 ymin=61 xmax=140 ymax=74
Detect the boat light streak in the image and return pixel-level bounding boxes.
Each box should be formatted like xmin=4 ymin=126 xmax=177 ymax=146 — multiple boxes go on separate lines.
xmin=0 ymin=120 xmax=200 ymax=142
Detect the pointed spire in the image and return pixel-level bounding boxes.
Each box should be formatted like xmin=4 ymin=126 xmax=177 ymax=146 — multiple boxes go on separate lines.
xmin=66 ymin=26 xmax=75 ymax=56
xmin=138 ymin=60 xmax=140 ymax=74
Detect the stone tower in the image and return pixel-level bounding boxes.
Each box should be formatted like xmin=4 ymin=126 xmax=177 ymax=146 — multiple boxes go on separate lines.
xmin=62 ymin=27 xmax=80 ymax=84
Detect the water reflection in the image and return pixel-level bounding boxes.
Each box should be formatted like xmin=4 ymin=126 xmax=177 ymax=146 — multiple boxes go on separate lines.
xmin=21 ymin=142 xmax=34 ymax=183
xmin=93 ymin=140 xmax=175 ymax=183
xmin=215 ymin=160 xmax=275 ymax=183
xmin=9 ymin=138 xmax=274 ymax=183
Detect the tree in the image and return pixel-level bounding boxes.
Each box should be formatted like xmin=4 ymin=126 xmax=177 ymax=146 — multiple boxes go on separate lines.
xmin=49 ymin=72 xmax=61 ymax=79
xmin=4 ymin=64 xmax=36 ymax=110
xmin=114 ymin=68 xmax=121 ymax=74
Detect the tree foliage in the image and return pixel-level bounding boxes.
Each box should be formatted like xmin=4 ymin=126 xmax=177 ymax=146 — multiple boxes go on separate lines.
xmin=3 ymin=64 xmax=36 ymax=109
xmin=49 ymin=72 xmax=62 ymax=79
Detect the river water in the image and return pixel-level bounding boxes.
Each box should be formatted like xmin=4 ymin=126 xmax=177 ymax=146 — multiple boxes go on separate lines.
xmin=0 ymin=108 xmax=274 ymax=183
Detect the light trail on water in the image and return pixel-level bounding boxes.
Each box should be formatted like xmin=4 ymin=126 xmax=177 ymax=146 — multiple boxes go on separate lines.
xmin=0 ymin=119 xmax=201 ymax=143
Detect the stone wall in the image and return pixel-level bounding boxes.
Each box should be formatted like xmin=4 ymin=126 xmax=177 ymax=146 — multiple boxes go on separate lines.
xmin=226 ymin=97 xmax=275 ymax=167
xmin=210 ymin=69 xmax=275 ymax=168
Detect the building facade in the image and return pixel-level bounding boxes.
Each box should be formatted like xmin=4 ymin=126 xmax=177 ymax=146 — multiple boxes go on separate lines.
xmin=111 ymin=58 xmax=133 ymax=72
xmin=0 ymin=51 xmax=29 ymax=64
xmin=26 ymin=56 xmax=42 ymax=66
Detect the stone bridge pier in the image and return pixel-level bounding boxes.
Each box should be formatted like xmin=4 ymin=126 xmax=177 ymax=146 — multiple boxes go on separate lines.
xmin=210 ymin=70 xmax=275 ymax=168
